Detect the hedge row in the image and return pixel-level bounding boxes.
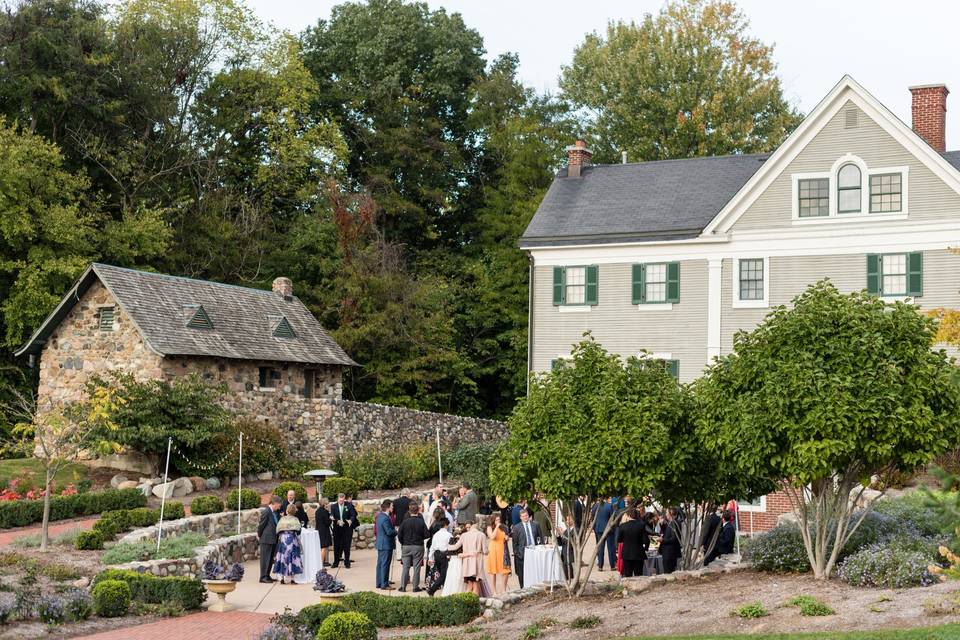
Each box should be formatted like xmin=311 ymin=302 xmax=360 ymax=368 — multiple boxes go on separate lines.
xmin=298 ymin=592 xmax=480 ymax=631
xmin=92 ymin=569 xmax=206 ymax=610
xmin=0 ymin=488 xmax=147 ymax=529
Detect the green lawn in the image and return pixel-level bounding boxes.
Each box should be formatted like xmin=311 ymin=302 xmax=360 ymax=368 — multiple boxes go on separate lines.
xmin=619 ymin=624 xmax=960 ymax=640
xmin=0 ymin=458 xmax=89 ymax=491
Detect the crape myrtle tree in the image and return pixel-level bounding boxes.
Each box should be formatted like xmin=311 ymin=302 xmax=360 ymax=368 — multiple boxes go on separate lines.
xmin=657 ymin=406 xmax=774 ymax=571
xmin=698 ymin=281 xmax=960 ymax=579
xmin=489 ymin=335 xmax=685 ymax=596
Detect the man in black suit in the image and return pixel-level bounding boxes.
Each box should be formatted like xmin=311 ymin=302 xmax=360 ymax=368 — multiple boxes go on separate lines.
xmin=394 ymin=489 xmax=412 ymax=525
xmin=660 ymin=507 xmax=682 ymax=573
xmin=257 ymin=496 xmax=282 ymax=583
xmin=715 ymin=510 xmax=737 ymax=557
xmin=510 ymin=508 xmax=542 ymax=587
xmin=616 ymin=509 xmax=649 ymax=577
xmin=700 ymin=508 xmax=722 ymax=565
xmin=330 ymin=493 xmax=357 ymax=568
xmin=573 ymin=496 xmax=587 ymax=530
xmin=280 ymin=489 xmax=308 ymax=528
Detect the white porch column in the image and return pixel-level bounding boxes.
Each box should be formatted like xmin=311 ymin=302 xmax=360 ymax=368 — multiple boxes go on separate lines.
xmin=707 ymin=258 xmax=723 ymax=363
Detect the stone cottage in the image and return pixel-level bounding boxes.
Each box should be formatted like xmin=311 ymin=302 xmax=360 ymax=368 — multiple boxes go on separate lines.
xmin=17 ymin=262 xmax=355 ymax=413
xmin=16 ymin=263 xmax=505 ymax=464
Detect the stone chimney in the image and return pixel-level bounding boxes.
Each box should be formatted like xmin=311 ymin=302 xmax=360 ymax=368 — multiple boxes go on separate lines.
xmin=565 ymin=139 xmax=593 ymax=178
xmin=272 ymin=277 xmax=293 ymax=300
xmin=909 ymin=84 xmax=949 ymax=152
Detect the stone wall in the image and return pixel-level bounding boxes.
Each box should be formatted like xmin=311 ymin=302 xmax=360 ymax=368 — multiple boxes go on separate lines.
xmin=118 ymin=508 xmax=261 ymax=545
xmin=37 ymin=281 xmax=163 ymax=406
xmin=291 ymin=399 xmax=508 ymax=462
xmin=113 ymin=532 xmax=259 ymax=579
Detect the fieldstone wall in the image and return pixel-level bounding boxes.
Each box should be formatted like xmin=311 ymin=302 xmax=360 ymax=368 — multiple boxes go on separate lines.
xmin=290 ymin=399 xmax=508 ymax=462
xmin=113 ymin=532 xmax=259 ymax=578
xmin=37 ymin=281 xmax=163 ymax=406
xmin=117 ymin=508 xmax=261 ymax=544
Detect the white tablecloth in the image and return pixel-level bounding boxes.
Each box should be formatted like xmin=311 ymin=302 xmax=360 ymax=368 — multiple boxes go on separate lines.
xmin=522 ymin=545 xmax=564 ymax=587
xmin=295 ymin=528 xmax=322 ymax=585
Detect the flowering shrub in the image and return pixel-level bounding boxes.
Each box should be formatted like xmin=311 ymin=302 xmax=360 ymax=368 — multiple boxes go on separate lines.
xmin=37 ymin=595 xmax=65 ymax=624
xmin=838 ymin=537 xmax=938 ymax=588
xmin=839 ymin=510 xmax=901 ymax=559
xmin=62 ymin=589 xmax=93 ymax=621
xmin=0 ymin=599 xmax=13 ymax=624
xmin=0 ymin=479 xmax=79 ymax=502
xmin=742 ymin=524 xmax=809 ymax=572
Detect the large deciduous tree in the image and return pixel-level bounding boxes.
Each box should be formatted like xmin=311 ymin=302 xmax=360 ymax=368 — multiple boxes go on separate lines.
xmin=698 ymin=281 xmax=960 ymax=579
xmin=490 ymin=336 xmax=683 ymax=595
xmin=560 ymin=0 xmax=802 ymax=163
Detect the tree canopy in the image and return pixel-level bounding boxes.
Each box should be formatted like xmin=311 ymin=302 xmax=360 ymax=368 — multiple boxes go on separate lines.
xmin=560 ymin=0 xmax=802 ymax=163
xmin=697 ymin=281 xmax=960 ymax=578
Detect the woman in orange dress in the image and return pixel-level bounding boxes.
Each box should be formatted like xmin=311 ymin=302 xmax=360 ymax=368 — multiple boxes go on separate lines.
xmin=485 ymin=513 xmax=511 ymax=593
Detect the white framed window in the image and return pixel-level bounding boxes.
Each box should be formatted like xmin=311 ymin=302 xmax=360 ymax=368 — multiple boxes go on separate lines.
xmin=732 ymin=257 xmax=769 ymax=309
xmin=645 ymin=263 xmax=667 ymax=302
xmin=738 ymin=495 xmax=767 ymax=513
xmin=881 ymin=254 xmax=907 ymax=296
xmin=565 ymin=266 xmax=586 ymax=304
xmin=791 ymin=155 xmax=908 ymax=224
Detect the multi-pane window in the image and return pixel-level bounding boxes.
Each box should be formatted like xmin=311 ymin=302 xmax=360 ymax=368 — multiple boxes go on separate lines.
xmin=564 ymin=266 xmax=586 ymax=304
xmin=738 ymin=259 xmax=765 ymax=301
xmin=98 ymin=307 xmax=115 ymax=331
xmin=798 ymin=178 xmax=829 ymax=217
xmin=837 ymin=164 xmax=861 ymax=213
xmin=870 ymin=173 xmax=902 ymax=213
xmin=644 ymin=264 xmax=667 ymax=302
xmin=881 ymin=253 xmax=907 ymax=296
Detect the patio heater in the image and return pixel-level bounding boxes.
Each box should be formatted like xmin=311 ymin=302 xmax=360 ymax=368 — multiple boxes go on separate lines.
xmin=304 ymin=468 xmax=338 ymax=503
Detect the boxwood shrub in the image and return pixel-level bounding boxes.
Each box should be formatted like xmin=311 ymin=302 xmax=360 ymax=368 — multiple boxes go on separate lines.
xmin=322 ymin=478 xmax=360 ymax=501
xmin=316 ymin=612 xmax=376 ymax=640
xmin=226 ymin=488 xmax=261 ymax=510
xmin=162 ymin=501 xmax=186 ymax=520
xmin=298 ymin=602 xmax=346 ymax=634
xmin=75 ymin=530 xmax=104 ymax=551
xmin=336 ymin=591 xmax=481 ymax=628
xmin=273 ymin=482 xmax=308 ymax=503
xmin=189 ymin=496 xmax=224 ymax=516
xmin=93 ymin=569 xmax=206 ymax=610
xmin=0 ymin=488 xmax=146 ymax=529
xmin=126 ymin=507 xmax=161 ymax=528
xmin=92 ymin=579 xmax=130 ymax=618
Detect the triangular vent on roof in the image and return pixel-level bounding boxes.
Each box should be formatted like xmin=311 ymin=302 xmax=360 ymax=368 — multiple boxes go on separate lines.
xmin=272 ymin=316 xmax=295 ymax=339
xmin=185 ymin=305 xmax=213 ymax=329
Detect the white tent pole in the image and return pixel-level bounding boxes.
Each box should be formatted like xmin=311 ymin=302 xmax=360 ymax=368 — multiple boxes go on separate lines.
xmin=156 ymin=437 xmax=172 ymax=553
xmin=435 ymin=426 xmax=442 ymax=485
xmin=237 ymin=432 xmax=243 ymax=535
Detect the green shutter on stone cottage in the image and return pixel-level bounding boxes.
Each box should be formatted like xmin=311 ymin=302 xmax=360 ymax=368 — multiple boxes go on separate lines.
xmin=666 ymin=262 xmax=681 ymax=303
xmin=552 ymin=267 xmax=565 ymax=305
xmin=632 ymin=264 xmax=644 ymax=304
xmin=585 ymin=265 xmax=598 ymax=305
xmin=666 ymin=359 xmax=680 ymax=379
xmin=866 ymin=254 xmax=881 ymax=295
xmin=907 ymin=252 xmax=923 ymax=297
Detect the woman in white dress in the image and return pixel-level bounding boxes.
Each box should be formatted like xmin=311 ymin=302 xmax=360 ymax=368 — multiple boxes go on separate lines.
xmin=441 ymin=527 xmax=466 ymax=596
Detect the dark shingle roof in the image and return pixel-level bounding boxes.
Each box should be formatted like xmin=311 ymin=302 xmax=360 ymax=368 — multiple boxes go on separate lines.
xmin=520 ymin=153 xmax=771 ymax=248
xmin=16 ymin=264 xmax=356 ymax=366
xmin=943 ymin=151 xmax=960 ymax=171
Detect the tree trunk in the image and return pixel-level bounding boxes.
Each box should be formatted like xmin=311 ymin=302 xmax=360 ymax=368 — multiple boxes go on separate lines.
xmin=40 ymin=466 xmax=53 ymax=552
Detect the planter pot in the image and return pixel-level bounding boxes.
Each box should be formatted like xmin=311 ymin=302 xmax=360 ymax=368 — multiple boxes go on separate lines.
xmin=316 ymin=591 xmax=347 ymax=605
xmin=204 ymin=579 xmax=238 ymax=612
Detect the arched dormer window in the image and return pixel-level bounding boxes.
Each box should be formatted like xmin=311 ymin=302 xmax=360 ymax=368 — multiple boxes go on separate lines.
xmin=837 ymin=163 xmax=862 ymax=213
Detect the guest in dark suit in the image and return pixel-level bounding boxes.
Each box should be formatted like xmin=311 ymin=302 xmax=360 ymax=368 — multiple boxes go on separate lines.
xmin=330 ymin=493 xmax=357 ymax=568
xmin=510 ymin=508 xmax=542 ymax=587
xmin=315 ymin=498 xmax=333 ymax=565
xmin=456 ymin=484 xmax=478 ymax=525
xmin=280 ymin=489 xmax=309 ymax=528
xmin=257 ymin=496 xmax=283 ymax=583
xmin=715 ymin=510 xmax=737 ymax=557
xmin=592 ymin=497 xmax=617 ymax=571
xmin=616 ymin=509 xmax=650 ymax=577
xmin=573 ymin=496 xmax=587 ymax=530
xmin=700 ymin=509 xmax=722 ymax=564
xmin=375 ymin=499 xmax=397 ymax=590
xmin=660 ymin=507 xmax=682 ymax=573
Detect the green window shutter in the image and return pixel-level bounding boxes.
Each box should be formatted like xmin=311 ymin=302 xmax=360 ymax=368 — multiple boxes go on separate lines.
xmin=585 ymin=265 xmax=599 ymax=306
xmin=550 ymin=359 xmax=557 ymax=371
xmin=552 ymin=267 xmax=565 ymax=305
xmin=667 ymin=359 xmax=680 ymax=379
xmin=866 ymin=254 xmax=881 ymax=295
xmin=632 ymin=264 xmax=644 ymax=304
xmin=907 ymin=252 xmax=923 ymax=297
xmin=666 ymin=262 xmax=681 ymax=303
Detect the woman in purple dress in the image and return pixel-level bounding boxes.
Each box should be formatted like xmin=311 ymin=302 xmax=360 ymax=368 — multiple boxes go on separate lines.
xmin=273 ymin=504 xmax=304 ymax=583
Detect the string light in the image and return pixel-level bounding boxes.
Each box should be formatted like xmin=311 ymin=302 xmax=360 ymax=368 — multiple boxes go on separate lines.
xmin=167 ymin=432 xmax=281 ymax=475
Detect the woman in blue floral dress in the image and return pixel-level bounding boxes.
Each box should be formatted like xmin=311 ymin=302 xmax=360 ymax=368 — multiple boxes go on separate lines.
xmin=273 ymin=504 xmax=304 ymax=583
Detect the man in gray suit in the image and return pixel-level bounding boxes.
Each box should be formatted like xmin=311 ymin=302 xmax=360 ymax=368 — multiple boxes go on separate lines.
xmin=257 ymin=496 xmax=282 ymax=583
xmin=510 ymin=507 xmax=542 ymax=587
xmin=455 ymin=483 xmax=478 ymax=525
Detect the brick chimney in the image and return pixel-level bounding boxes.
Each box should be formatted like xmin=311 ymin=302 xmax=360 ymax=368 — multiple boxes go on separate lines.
xmin=909 ymin=84 xmax=949 ymax=152
xmin=272 ymin=277 xmax=293 ymax=299
xmin=565 ymin=139 xmax=593 ymax=178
